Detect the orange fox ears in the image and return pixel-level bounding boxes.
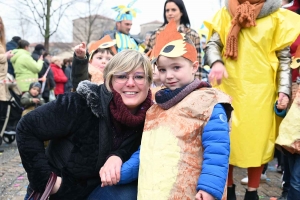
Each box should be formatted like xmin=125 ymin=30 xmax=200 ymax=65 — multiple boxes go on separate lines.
xmin=152 ymin=19 xmax=197 ymax=64
xmin=88 ymin=35 xmax=117 ymax=58
xmin=291 ymin=45 xmax=300 ymax=69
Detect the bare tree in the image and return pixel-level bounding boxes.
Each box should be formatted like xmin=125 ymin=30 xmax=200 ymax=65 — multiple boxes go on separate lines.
xmin=70 ymin=0 xmax=115 ymax=45
xmin=3 ymin=0 xmax=80 ymax=51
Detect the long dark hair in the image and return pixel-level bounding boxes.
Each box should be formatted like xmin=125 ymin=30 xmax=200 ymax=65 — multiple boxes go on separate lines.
xmin=18 ymin=40 xmax=30 ymax=49
xmin=162 ymin=0 xmax=191 ymax=27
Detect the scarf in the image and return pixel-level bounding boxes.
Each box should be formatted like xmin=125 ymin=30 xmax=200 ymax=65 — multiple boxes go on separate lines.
xmin=155 ymin=79 xmax=211 ymax=110
xmin=225 ymin=0 xmax=265 ymax=59
xmin=109 ymin=89 xmax=152 ymax=127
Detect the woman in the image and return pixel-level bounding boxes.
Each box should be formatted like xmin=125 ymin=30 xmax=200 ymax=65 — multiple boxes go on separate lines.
xmin=10 ymin=40 xmax=44 ymax=92
xmin=0 ymin=16 xmax=14 ymax=102
xmin=17 ymin=49 xmax=153 ymax=200
xmin=50 ymin=56 xmax=68 ymax=96
xmin=145 ymin=0 xmax=201 ymax=65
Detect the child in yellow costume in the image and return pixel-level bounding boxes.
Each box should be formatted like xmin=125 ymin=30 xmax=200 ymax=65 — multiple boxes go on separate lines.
xmin=71 ymin=35 xmax=117 ymax=90
xmin=101 ymin=19 xmax=233 ymax=200
xmin=204 ymin=0 xmax=300 ymax=199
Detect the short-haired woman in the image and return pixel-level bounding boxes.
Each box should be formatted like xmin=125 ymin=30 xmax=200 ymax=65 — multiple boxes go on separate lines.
xmin=17 ymin=49 xmax=153 ymax=200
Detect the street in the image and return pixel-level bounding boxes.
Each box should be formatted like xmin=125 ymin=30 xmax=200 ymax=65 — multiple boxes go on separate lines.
xmin=0 ymin=141 xmax=283 ymax=200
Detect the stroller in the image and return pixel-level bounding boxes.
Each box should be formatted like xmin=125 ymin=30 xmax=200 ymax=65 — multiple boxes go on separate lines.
xmin=0 ymin=74 xmax=23 ymax=145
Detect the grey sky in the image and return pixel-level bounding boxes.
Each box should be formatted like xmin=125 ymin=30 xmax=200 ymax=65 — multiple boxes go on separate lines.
xmin=0 ymin=0 xmax=224 ymax=43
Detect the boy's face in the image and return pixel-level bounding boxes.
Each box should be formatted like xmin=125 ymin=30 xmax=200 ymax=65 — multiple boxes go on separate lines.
xmin=90 ymin=51 xmax=113 ymax=72
xmin=30 ymin=87 xmax=40 ymax=96
xmin=156 ymin=56 xmax=198 ymax=90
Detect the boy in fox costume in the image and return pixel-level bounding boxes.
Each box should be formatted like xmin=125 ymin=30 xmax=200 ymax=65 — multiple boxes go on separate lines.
xmin=101 ymin=19 xmax=233 ymax=200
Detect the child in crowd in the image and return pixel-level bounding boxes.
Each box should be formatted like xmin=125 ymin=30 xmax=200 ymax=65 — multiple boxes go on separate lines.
xmin=20 ymin=82 xmax=45 ymax=116
xmin=72 ymin=35 xmax=117 ymax=90
xmin=101 ymin=19 xmax=233 ymax=200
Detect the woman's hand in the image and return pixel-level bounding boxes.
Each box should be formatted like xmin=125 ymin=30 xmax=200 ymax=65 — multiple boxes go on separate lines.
xmin=5 ymin=50 xmax=14 ymax=60
xmin=208 ymin=61 xmax=228 ymax=86
xmin=195 ymin=190 xmax=215 ymax=200
xmin=277 ymin=93 xmax=289 ymax=110
xmin=74 ymin=42 xmax=86 ymax=59
xmin=99 ymin=156 xmax=123 ymax=187
xmin=50 ymin=176 xmax=62 ymax=195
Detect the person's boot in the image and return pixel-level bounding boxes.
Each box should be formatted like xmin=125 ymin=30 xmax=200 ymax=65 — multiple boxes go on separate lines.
xmin=244 ymin=189 xmax=259 ymax=200
xmin=227 ymin=184 xmax=236 ymax=200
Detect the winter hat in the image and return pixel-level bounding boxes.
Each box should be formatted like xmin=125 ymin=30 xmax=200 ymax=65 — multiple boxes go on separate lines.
xmin=12 ymin=36 xmax=21 ymax=43
xmin=29 ymin=82 xmax=42 ymax=90
xmin=34 ymin=44 xmax=45 ymax=52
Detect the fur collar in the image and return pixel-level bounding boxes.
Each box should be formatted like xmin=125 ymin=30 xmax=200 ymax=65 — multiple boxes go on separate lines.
xmin=225 ymin=0 xmax=282 ymax=18
xmin=77 ymin=80 xmax=111 ymax=117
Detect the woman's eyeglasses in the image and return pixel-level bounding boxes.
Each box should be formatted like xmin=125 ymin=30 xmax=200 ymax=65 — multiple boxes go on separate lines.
xmin=113 ymin=72 xmax=147 ymax=85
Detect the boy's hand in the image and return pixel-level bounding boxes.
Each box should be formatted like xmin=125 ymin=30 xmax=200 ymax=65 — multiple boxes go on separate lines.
xmin=195 ymin=190 xmax=215 ymax=200
xmin=99 ymin=155 xmax=122 ymax=187
xmin=209 ymin=61 xmax=228 ymax=86
xmin=32 ymin=98 xmax=40 ymax=104
xmin=74 ymin=42 xmax=86 ymax=59
xmin=277 ymin=93 xmax=289 ymax=110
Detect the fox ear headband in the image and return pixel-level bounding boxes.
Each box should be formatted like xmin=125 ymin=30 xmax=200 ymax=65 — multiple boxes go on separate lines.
xmin=291 ymin=46 xmax=300 ymax=69
xmin=151 ymin=19 xmax=197 ymax=64
xmin=88 ymin=35 xmax=117 ymax=61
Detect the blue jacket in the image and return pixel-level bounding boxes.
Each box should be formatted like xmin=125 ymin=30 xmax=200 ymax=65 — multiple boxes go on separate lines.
xmin=119 ymin=103 xmax=230 ymax=200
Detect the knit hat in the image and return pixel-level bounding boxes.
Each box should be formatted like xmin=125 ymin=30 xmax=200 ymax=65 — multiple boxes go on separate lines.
xmin=12 ymin=36 xmax=21 ymax=43
xmin=88 ymin=35 xmax=117 ymax=61
xmin=29 ymin=82 xmax=42 ymax=90
xmin=291 ymin=45 xmax=300 ymax=69
xmin=34 ymin=44 xmax=45 ymax=52
xmin=151 ymin=19 xmax=197 ymax=64
xmin=112 ymin=0 xmax=139 ymax=22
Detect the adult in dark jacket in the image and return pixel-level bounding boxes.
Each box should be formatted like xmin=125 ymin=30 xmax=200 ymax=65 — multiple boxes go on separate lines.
xmin=31 ymin=44 xmax=45 ymax=61
xmin=63 ymin=58 xmax=72 ymax=93
xmin=38 ymin=53 xmax=56 ymax=102
xmin=6 ymin=36 xmax=21 ymax=77
xmin=17 ymin=49 xmax=153 ymax=200
xmin=32 ymin=45 xmax=55 ymax=102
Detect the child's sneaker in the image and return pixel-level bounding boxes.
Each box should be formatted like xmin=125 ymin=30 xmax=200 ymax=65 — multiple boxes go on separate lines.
xmin=240 ymin=173 xmax=267 ymax=185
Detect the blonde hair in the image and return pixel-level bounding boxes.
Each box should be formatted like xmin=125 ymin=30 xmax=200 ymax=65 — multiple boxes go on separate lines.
xmin=103 ymin=49 xmax=153 ymax=92
xmin=51 ymin=56 xmax=61 ymax=63
xmin=0 ymin=17 xmax=6 ymax=50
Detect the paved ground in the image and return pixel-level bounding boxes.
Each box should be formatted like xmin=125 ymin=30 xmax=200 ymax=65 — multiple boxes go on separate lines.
xmin=0 ymin=141 xmax=284 ymax=200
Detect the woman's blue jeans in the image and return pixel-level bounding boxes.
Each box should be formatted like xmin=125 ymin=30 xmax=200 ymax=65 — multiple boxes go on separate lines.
xmin=24 ymin=181 xmax=137 ymax=200
xmin=87 ymin=181 xmax=137 ymax=200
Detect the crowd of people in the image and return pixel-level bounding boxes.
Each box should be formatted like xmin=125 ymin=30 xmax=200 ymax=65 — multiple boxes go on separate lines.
xmin=1 ymin=0 xmax=300 ymax=200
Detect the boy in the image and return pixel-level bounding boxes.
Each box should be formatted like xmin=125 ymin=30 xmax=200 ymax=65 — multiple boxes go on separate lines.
xmin=101 ymin=19 xmax=233 ymax=200
xmin=72 ymin=35 xmax=117 ymax=89
xmin=20 ymin=82 xmax=45 ymax=116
